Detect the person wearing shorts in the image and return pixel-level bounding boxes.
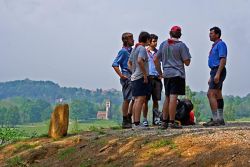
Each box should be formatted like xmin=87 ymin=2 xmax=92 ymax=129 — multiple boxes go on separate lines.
xmin=128 ymin=31 xmax=151 ymax=129
xmin=112 ymin=32 xmax=134 ymax=129
xmin=203 ymin=27 xmax=227 ymax=127
xmin=154 ymin=26 xmax=191 ymax=129
xmin=142 ymin=34 xmax=163 ymax=126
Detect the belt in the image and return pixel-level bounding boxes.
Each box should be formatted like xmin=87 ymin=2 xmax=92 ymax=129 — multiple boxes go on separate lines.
xmin=148 ymin=75 xmax=159 ymax=79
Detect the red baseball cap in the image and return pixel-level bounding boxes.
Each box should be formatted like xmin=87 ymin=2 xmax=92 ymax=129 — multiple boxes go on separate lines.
xmin=170 ymin=26 xmax=181 ymax=32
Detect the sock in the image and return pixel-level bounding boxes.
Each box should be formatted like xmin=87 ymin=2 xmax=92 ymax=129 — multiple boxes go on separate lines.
xmin=123 ymin=116 xmax=127 ymax=122
xmin=217 ymin=99 xmax=224 ymax=120
xmin=143 ymin=117 xmax=147 ymax=121
xmin=134 ymin=121 xmax=140 ymax=126
xmin=169 ymin=120 xmax=175 ymax=124
xmin=212 ymin=111 xmax=218 ymax=121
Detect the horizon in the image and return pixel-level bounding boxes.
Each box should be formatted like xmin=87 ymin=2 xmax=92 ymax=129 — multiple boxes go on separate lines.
xmin=0 ymin=78 xmax=248 ymax=98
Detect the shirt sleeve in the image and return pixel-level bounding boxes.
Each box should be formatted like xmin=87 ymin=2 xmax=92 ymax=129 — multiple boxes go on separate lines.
xmin=112 ymin=50 xmax=124 ymax=67
xmin=218 ymin=42 xmax=227 ymax=58
xmin=156 ymin=42 xmax=163 ymax=62
xmin=138 ymin=47 xmax=147 ymax=60
xmin=180 ymin=43 xmax=192 ymax=61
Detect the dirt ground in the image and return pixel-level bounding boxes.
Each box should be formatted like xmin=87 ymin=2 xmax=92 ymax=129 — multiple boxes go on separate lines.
xmin=1 ymin=123 xmax=250 ymax=167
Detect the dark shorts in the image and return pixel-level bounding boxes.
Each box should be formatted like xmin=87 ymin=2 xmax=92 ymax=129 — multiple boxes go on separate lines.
xmin=131 ymin=77 xmax=151 ymax=97
xmin=209 ymin=67 xmax=226 ymax=90
xmin=147 ymin=76 xmax=162 ymax=101
xmin=164 ymin=76 xmax=185 ymax=96
xmin=120 ymin=78 xmax=132 ymax=100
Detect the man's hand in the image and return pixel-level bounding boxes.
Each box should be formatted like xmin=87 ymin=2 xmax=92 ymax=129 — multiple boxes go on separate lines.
xmin=208 ymin=78 xmax=211 ymax=85
xmin=214 ymin=74 xmax=220 ymax=84
xmin=120 ymin=75 xmax=128 ymax=80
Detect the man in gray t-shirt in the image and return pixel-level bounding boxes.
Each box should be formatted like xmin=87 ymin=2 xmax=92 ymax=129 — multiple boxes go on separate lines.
xmin=155 ymin=26 xmax=191 ymax=129
xmin=128 ymin=31 xmax=151 ymax=129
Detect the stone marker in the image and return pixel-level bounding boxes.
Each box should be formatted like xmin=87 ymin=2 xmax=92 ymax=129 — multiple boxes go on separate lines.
xmin=48 ymin=104 xmax=69 ymax=139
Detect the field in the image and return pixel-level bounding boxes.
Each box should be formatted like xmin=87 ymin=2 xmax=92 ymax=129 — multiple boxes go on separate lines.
xmin=16 ymin=120 xmax=120 ymax=136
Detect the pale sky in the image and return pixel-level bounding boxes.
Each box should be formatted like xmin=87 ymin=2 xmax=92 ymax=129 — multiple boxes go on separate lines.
xmin=1 ymin=0 xmax=250 ymax=96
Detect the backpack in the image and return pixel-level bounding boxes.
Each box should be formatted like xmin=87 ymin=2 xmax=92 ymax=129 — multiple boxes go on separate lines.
xmin=175 ymin=99 xmax=194 ymax=125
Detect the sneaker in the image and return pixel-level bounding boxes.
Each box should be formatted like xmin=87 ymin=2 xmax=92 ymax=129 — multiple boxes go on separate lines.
xmin=159 ymin=121 xmax=168 ymax=129
xmin=203 ymin=118 xmax=219 ymax=127
xmin=153 ymin=118 xmax=162 ymax=126
xmin=142 ymin=120 xmax=149 ymax=127
xmin=169 ymin=121 xmax=182 ymax=129
xmin=132 ymin=124 xmax=149 ymax=130
xmin=122 ymin=120 xmax=132 ymax=129
xmin=217 ymin=119 xmax=225 ymax=126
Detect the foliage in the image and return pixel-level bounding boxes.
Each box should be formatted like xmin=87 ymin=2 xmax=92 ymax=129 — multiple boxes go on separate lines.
xmin=0 ymin=127 xmax=27 ymax=145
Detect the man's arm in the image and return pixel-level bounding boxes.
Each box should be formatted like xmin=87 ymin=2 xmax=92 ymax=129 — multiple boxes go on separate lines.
xmin=154 ymin=56 xmax=163 ymax=78
xmin=138 ymin=57 xmax=148 ymax=83
xmin=112 ymin=66 xmax=127 ymax=80
xmin=214 ymin=58 xmax=226 ymax=83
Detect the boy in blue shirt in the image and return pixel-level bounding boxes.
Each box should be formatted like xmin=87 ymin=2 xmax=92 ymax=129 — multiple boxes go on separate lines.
xmin=112 ymin=32 xmax=134 ymax=129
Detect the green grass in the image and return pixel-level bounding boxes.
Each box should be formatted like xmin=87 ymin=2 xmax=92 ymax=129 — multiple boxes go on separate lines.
xmin=16 ymin=120 xmax=120 ymax=136
xmin=150 ymin=139 xmax=176 ymax=149
xmin=235 ymin=117 xmax=250 ymax=122
xmin=58 ymin=147 xmax=76 ymax=160
xmin=13 ymin=143 xmax=37 ymax=153
xmin=6 ymin=156 xmax=24 ymax=167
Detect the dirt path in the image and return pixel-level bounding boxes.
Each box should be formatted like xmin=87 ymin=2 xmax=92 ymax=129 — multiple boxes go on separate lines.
xmin=1 ymin=123 xmax=250 ymax=167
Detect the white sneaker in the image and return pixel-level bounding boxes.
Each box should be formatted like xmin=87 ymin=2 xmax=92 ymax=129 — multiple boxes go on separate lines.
xmin=142 ymin=120 xmax=149 ymax=127
xmin=132 ymin=124 xmax=149 ymax=130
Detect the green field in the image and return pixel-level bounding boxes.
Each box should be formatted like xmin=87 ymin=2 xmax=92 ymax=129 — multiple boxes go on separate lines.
xmin=16 ymin=120 xmax=120 ymax=136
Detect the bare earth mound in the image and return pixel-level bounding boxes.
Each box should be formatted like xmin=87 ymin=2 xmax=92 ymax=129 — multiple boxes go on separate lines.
xmin=1 ymin=123 xmax=250 ymax=167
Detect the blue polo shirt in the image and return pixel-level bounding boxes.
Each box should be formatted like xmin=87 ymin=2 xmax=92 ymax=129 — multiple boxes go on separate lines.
xmin=208 ymin=40 xmax=227 ymax=68
xmin=112 ymin=47 xmax=132 ymax=76
xmin=147 ymin=48 xmax=159 ymax=76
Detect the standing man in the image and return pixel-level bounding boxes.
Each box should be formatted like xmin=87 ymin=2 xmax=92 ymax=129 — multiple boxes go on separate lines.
xmin=128 ymin=31 xmax=151 ymax=129
xmin=154 ymin=26 xmax=191 ymax=129
xmin=112 ymin=32 xmax=134 ymax=129
xmin=142 ymin=34 xmax=163 ymax=127
xmin=203 ymin=27 xmax=227 ymax=126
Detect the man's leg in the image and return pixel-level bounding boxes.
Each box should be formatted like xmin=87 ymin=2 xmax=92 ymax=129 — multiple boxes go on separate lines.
xmin=133 ymin=96 xmax=146 ymax=125
xmin=161 ymin=96 xmax=169 ymax=129
xmin=142 ymin=101 xmax=149 ymax=127
xmin=216 ymin=90 xmax=225 ymax=125
xmin=128 ymin=99 xmax=134 ymax=123
xmin=169 ymin=94 xmax=178 ymax=121
xmin=122 ymin=100 xmax=132 ymax=128
xmin=207 ymin=89 xmax=218 ymax=121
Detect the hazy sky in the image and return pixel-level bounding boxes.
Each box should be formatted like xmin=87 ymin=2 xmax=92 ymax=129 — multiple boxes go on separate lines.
xmin=1 ymin=0 xmax=250 ymax=96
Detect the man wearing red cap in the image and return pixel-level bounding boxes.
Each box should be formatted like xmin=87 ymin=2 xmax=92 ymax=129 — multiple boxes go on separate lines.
xmin=154 ymin=26 xmax=191 ymax=129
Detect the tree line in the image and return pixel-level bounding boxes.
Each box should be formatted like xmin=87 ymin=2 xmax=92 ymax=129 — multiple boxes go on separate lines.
xmin=0 ymin=79 xmax=249 ymax=126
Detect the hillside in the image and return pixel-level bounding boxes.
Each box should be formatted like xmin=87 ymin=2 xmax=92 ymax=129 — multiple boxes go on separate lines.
xmin=1 ymin=123 xmax=250 ymax=167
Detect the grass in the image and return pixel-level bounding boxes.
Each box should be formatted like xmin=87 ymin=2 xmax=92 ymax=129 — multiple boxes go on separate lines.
xmin=58 ymin=147 xmax=76 ymax=160
xmin=17 ymin=120 xmax=120 ymax=136
xmin=6 ymin=156 xmax=24 ymax=167
xmin=150 ymin=139 xmax=176 ymax=149
xmin=235 ymin=117 xmax=250 ymax=122
xmin=13 ymin=143 xmax=37 ymax=153
xmin=80 ymin=159 xmax=94 ymax=167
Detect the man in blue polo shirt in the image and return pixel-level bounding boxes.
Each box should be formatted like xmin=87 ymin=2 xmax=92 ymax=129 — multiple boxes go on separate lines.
xmin=203 ymin=27 xmax=227 ymax=127
xmin=112 ymin=32 xmax=134 ymax=129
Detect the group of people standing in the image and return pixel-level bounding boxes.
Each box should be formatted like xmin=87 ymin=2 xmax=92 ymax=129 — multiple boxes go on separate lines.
xmin=112 ymin=26 xmax=228 ymax=129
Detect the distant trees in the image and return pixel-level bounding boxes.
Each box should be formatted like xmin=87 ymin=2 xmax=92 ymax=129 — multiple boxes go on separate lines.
xmin=0 ymin=79 xmax=250 ymax=126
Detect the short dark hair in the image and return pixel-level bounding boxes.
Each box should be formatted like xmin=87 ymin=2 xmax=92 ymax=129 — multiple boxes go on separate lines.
xmin=122 ymin=32 xmax=133 ymax=46
xmin=210 ymin=27 xmax=221 ymax=38
xmin=149 ymin=34 xmax=158 ymax=42
xmin=170 ymin=31 xmax=181 ymax=39
xmin=138 ymin=31 xmax=150 ymax=43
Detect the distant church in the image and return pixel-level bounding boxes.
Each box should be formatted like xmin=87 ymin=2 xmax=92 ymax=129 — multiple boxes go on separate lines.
xmin=96 ymin=100 xmax=111 ymax=120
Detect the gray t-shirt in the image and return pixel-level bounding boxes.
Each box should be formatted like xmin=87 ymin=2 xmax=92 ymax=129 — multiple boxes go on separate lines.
xmin=156 ymin=40 xmax=191 ymax=78
xmin=129 ymin=45 xmax=149 ymax=81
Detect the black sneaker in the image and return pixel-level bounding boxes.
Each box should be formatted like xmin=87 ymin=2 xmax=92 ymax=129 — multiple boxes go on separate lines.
xmin=122 ymin=120 xmax=132 ymax=129
xmin=203 ymin=118 xmax=219 ymax=127
xmin=169 ymin=121 xmax=182 ymax=129
xmin=217 ymin=119 xmax=225 ymax=126
xmin=159 ymin=121 xmax=168 ymax=129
